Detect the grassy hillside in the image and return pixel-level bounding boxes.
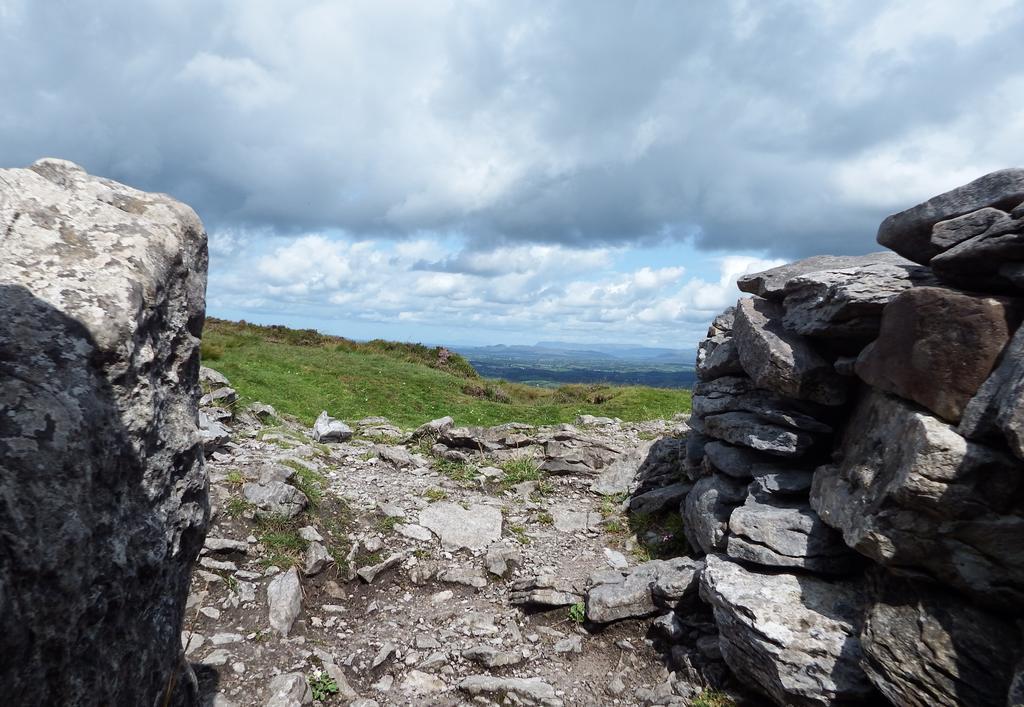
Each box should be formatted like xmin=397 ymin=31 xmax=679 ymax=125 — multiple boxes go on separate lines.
xmin=200 ymin=318 xmax=691 ymax=428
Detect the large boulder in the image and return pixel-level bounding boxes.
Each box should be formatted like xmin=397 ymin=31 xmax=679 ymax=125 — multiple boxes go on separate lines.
xmin=876 ymin=168 xmax=1024 ymax=264
xmin=702 ymin=411 xmax=818 ymax=457
xmin=682 ymin=474 xmax=747 ymax=554
xmin=695 ymin=307 xmax=745 ymax=381
xmin=854 ymin=287 xmax=1022 ymax=422
xmin=0 ymin=159 xmax=208 ymax=705
xmin=860 ymin=575 xmax=1021 ymax=707
xmin=929 ymin=213 xmax=1024 ymax=293
xmin=699 ymin=554 xmax=877 ymax=707
xmin=811 ymin=390 xmax=1024 ymax=611
xmin=737 ymin=252 xmax=906 ymax=299
xmin=733 ymin=296 xmax=847 ymax=405
xmin=960 ymin=324 xmax=1024 ymax=459
xmin=692 ymin=376 xmax=832 ymax=434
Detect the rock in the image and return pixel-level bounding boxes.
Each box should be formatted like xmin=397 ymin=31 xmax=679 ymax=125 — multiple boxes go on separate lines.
xmin=312 ymin=411 xmax=352 ymax=442
xmin=249 ymin=402 xmax=277 ymax=421
xmin=267 ymin=568 xmax=303 ymax=636
xmin=411 ymin=415 xmax=454 ymax=440
xmin=931 ymin=207 xmax=1010 ymax=249
xmin=603 ymin=548 xmax=629 ymax=570
xmin=401 ymin=670 xmax=446 ymax=695
xmin=297 ymin=526 xmax=323 ymax=542
xmin=439 ymin=567 xmax=487 ymax=588
xmin=683 ymin=474 xmax=746 ymax=553
xmin=199 ymin=410 xmax=232 ymax=454
xmin=777 ymin=253 xmax=937 ymax=340
xmin=876 ymin=168 xmax=1024 ymax=263
xmin=930 ymin=215 xmax=1024 ymax=292
xmin=200 ymin=385 xmax=238 ymax=407
xmin=485 ymin=543 xmax=522 ymax=577
xmin=860 ymin=575 xmax=1020 ymax=707
xmin=264 ymin=673 xmax=313 ymax=707
xmin=702 ymin=412 xmax=817 ymax=457
xmin=811 ymin=390 xmax=1024 ymax=611
xmin=749 ymin=468 xmax=813 ymax=498
xmin=628 ymin=482 xmax=692 ymax=516
xmin=586 ymin=558 xmax=701 ymax=623
xmin=0 ymin=159 xmax=208 ymax=706
xmin=590 ymin=440 xmax=654 ymax=495
xmin=458 ymin=676 xmax=563 ymax=707
xmin=738 ymin=253 xmax=906 ymax=299
xmin=375 ymin=444 xmax=417 ymax=468
xmin=733 ymin=296 xmax=847 ymax=405
xmin=302 ymin=541 xmax=333 ymax=576
xmin=370 ymin=642 xmax=396 ymax=670
xmin=696 ymin=312 xmax=745 ymax=381
xmin=462 ymin=646 xmax=523 ymax=667
xmin=203 ymin=537 xmax=249 ymax=554
xmin=960 ymin=324 xmax=1024 ymax=459
xmin=693 ymin=376 xmax=832 ymax=434
xmin=200 ymin=366 xmax=231 ymax=387
xmin=243 ymin=481 xmax=309 ymax=519
xmin=541 ymin=435 xmax=622 ymax=475
xmin=726 ymin=496 xmax=858 ymax=575
xmin=551 ymin=508 xmax=595 ymax=532
xmin=377 ymin=502 xmax=406 ymax=519
xmin=510 ymin=575 xmax=583 ymax=607
xmin=417 ymin=502 xmax=503 ymax=550
xmin=702 ymin=440 xmax=769 ymax=478
xmin=357 ymin=552 xmax=403 ymax=583
xmin=700 ymin=554 xmax=876 ymax=707
xmin=395 ymin=523 xmax=433 ymax=541
xmin=575 ymin=414 xmax=618 ymax=426
xmin=553 ymin=635 xmax=583 ymax=654
xmin=854 ymin=287 xmax=1022 ymax=422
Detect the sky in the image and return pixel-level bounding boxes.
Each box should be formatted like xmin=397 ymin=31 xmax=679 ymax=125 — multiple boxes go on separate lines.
xmin=3 ymin=0 xmax=1023 ymax=347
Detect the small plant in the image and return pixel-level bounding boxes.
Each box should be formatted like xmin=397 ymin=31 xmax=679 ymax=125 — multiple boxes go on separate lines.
xmin=374 ymin=515 xmax=400 ymax=534
xmin=507 ymin=523 xmax=530 ymax=545
xmin=225 ymin=470 xmax=245 ymax=486
xmin=533 ymin=480 xmax=555 ymax=497
xmin=423 ymin=487 xmax=448 ymax=502
xmin=308 ymin=669 xmax=340 ymax=701
xmin=499 ymin=456 xmax=544 ymax=488
xmin=224 ymin=498 xmax=254 ymax=518
xmin=536 ymin=511 xmax=554 ymax=525
xmin=691 ymin=689 xmax=736 ymax=707
xmin=604 ymin=518 xmax=625 ymax=534
xmin=358 ymin=450 xmax=377 ymax=462
xmin=433 ymin=458 xmax=477 ymax=484
xmin=568 ymin=601 xmax=585 ymax=624
xmin=413 ymin=548 xmax=431 ymax=560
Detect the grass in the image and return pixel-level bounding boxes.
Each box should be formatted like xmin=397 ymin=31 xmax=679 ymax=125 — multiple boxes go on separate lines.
xmin=433 ymin=457 xmax=477 ymax=484
xmin=374 ymin=514 xmax=400 ymax=534
xmin=200 ymin=318 xmax=691 ymax=427
xmin=691 ymin=690 xmax=736 ymax=707
xmin=424 ymin=488 xmax=448 ymax=502
xmin=507 ymin=523 xmax=530 ymax=545
xmin=498 ymin=456 xmax=545 ymax=488
xmin=568 ymin=601 xmax=586 ymax=624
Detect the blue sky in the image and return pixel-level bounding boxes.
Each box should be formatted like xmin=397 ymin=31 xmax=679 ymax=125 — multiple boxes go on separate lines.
xmin=3 ymin=0 xmax=1023 ymax=347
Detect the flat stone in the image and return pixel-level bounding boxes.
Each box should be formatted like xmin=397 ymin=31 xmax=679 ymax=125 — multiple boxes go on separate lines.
xmin=203 ymin=537 xmax=249 ymax=554
xmin=410 ymin=416 xmax=454 ymax=440
xmin=627 ymin=482 xmax=692 ymax=516
xmin=302 ymin=541 xmax=333 ymax=576
xmin=702 ymin=440 xmax=771 ymax=478
xmin=401 ymin=669 xmax=446 ymax=696
xmin=733 ymin=297 xmax=847 ymax=405
xmin=960 ymin=324 xmax=1024 ymax=459
xmin=510 ymin=575 xmax=583 ymax=607
xmin=458 ymin=676 xmax=562 ymax=707
xmin=553 ymin=636 xmax=583 ymax=654
xmin=590 ymin=440 xmax=653 ymax=495
xmin=438 ymin=567 xmax=487 ymax=588
xmin=586 ymin=558 xmax=700 ymax=623
xmin=357 ymin=552 xmax=403 ymax=584
xmin=931 ymin=216 xmax=1024 ymax=292
xmin=485 ymin=543 xmax=522 ymax=577
xmin=931 ymin=206 xmax=1010 ymax=249
xmin=738 ymin=253 xmax=907 ymax=299
xmin=395 ymin=523 xmax=433 ymax=541
xmin=876 ymin=168 xmax=1024 ymax=263
xmin=243 ymin=481 xmax=309 ymax=519
xmin=551 ymin=508 xmax=595 ymax=532
xmin=726 ymin=496 xmax=858 ymax=575
xmin=683 ymin=474 xmax=746 ymax=553
xmin=700 ymin=554 xmax=876 ymax=707
xmin=417 ymin=502 xmax=503 ymax=550
xmin=855 ymin=287 xmax=1022 ymax=422
xmin=462 ymin=646 xmax=522 ymax=668
xmin=811 ymin=390 xmax=1024 ymax=611
xmin=702 ymin=412 xmax=817 ymax=457
xmin=375 ymin=444 xmax=417 ymax=469
xmin=267 ymin=568 xmax=302 ymax=637
xmin=861 ymin=575 xmax=1020 ymax=707
xmin=693 ymin=376 xmax=832 ymax=434
xmin=696 ymin=314 xmax=745 ymax=381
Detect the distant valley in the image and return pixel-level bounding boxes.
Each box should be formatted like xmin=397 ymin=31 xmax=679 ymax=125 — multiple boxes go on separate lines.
xmin=455 ymin=341 xmax=697 ymax=389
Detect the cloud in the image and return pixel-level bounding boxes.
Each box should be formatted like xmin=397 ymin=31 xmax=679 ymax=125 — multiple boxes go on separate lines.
xmin=1 ymin=0 xmax=1022 ymax=260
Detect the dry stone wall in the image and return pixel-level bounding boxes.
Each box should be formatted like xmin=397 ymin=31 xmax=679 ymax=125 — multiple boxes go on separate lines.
xmin=687 ymin=169 xmax=1024 ymax=706
xmin=0 ymin=160 xmax=209 ymax=705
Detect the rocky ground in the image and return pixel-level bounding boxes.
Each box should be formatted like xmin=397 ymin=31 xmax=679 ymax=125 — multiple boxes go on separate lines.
xmin=191 ymin=370 xmax=740 ymax=707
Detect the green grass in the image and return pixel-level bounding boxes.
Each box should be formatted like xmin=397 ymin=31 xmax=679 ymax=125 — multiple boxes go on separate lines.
xmin=568 ymin=601 xmax=585 ymax=624
xmin=498 ymin=456 xmax=545 ymax=488
xmin=200 ymin=318 xmax=691 ymax=427
xmin=424 ymin=488 xmax=448 ymax=502
xmin=691 ymin=690 xmax=736 ymax=707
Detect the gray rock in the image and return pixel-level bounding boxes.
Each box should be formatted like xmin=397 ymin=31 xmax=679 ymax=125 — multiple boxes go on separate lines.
xmin=439 ymin=567 xmax=487 ymax=588
xmin=200 ymin=385 xmax=237 ymax=407
xmin=693 ymin=376 xmax=832 ymax=434
xmin=551 ymin=508 xmax=595 ymax=532
xmin=199 ymin=410 xmax=232 ymax=453
xmin=200 ymin=366 xmax=231 ymax=387
xmin=628 ymin=482 xmax=692 ymax=516
xmin=410 ymin=415 xmax=454 ymax=440
xmin=930 ymin=215 xmax=1024 ymax=292
xmin=267 ymin=568 xmax=302 ymax=636
xmin=302 ymin=541 xmax=333 ymax=576
xmin=737 ymin=253 xmax=903 ymax=298
xmin=700 ymin=554 xmax=876 ymax=707
xmin=860 ymin=575 xmax=1020 ymax=707
xmin=960 ymin=324 xmax=1024 ymax=459
xmin=733 ymin=296 xmax=847 ymax=405
xmin=418 ymin=502 xmax=503 ymax=550
xmin=703 ymin=440 xmax=770 ymax=478
xmin=854 ymin=287 xmax=1021 ymax=422
xmin=541 ymin=435 xmax=622 ymax=475
xmin=395 ymin=523 xmax=432 ymax=541
xmin=248 ymin=402 xmax=277 ymax=421
xmin=356 ymin=552 xmax=403 ymax=583
xmin=264 ymin=673 xmax=313 ymax=707
xmin=683 ymin=474 xmax=746 ymax=553
xmin=312 ymin=411 xmax=352 ymax=442
xmin=876 ymin=168 xmax=1024 ymax=263
xmin=374 ymin=444 xmax=418 ymax=468
xmin=462 ymin=646 xmax=523 ymax=667
xmin=779 ymin=254 xmax=937 ymax=340
xmin=590 ymin=439 xmax=654 ymax=495
xmin=510 ymin=575 xmax=583 ymax=607
xmin=586 ymin=558 xmax=701 ymax=623
xmin=484 ymin=543 xmax=522 ymax=577
xmin=203 ymin=537 xmax=249 ymax=554
xmin=458 ymin=675 xmax=562 ymax=706
xmin=702 ymin=412 xmax=817 ymax=457
xmin=811 ymin=390 xmax=1024 ymax=611
xmin=0 ymin=159 xmax=208 ymax=706
xmin=243 ymin=481 xmax=309 ymax=519
xmin=930 ymin=206 xmax=1009 ymax=249
xmin=553 ymin=635 xmax=583 ymax=654
xmin=696 ymin=332 xmax=745 ymax=381
xmin=726 ymin=496 xmax=858 ymax=574
xmin=749 ymin=468 xmax=813 ymax=498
